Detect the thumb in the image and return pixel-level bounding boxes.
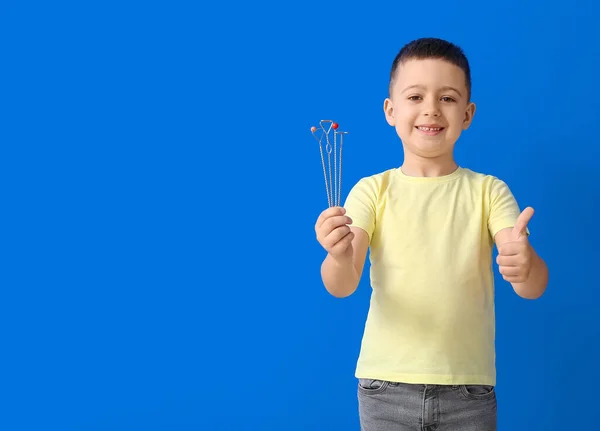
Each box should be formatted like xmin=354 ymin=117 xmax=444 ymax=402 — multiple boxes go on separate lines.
xmin=512 ymin=206 xmax=534 ymax=240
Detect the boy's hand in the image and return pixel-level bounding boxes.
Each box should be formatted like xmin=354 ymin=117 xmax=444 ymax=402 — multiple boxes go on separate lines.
xmin=315 ymin=206 xmax=354 ymax=261
xmin=496 ymin=207 xmax=535 ymax=283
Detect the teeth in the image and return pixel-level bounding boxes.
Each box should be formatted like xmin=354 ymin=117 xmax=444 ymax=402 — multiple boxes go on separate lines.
xmin=418 ymin=127 xmax=441 ymax=131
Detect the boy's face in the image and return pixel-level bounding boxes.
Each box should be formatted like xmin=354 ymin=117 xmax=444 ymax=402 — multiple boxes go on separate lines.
xmin=384 ymin=58 xmax=476 ymax=159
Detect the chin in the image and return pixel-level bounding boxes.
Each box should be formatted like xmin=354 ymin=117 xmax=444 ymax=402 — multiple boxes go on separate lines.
xmin=407 ymin=141 xmax=453 ymax=157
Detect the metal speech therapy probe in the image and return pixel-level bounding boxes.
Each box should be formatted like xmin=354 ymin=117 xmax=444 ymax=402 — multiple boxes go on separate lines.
xmin=311 ymin=120 xmax=348 ymax=208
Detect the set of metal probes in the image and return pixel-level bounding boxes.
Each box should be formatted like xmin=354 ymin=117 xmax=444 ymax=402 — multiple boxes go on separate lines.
xmin=311 ymin=120 xmax=348 ymax=208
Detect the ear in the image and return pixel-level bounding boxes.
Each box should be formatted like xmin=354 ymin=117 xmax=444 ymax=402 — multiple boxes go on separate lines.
xmin=383 ymin=98 xmax=395 ymax=126
xmin=462 ymin=101 xmax=476 ymax=130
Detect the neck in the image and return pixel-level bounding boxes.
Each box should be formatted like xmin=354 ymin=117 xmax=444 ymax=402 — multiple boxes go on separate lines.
xmin=400 ymin=152 xmax=458 ymax=177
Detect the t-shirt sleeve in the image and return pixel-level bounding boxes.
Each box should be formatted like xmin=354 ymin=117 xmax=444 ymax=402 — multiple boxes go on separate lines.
xmin=343 ymin=176 xmax=378 ymax=242
xmin=488 ymin=177 xmax=529 ymax=238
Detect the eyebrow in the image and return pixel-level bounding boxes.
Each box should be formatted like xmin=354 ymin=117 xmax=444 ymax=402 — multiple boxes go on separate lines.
xmin=401 ymin=84 xmax=463 ymax=97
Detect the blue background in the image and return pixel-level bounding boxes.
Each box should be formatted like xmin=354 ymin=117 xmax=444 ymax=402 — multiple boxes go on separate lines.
xmin=2 ymin=0 xmax=599 ymax=429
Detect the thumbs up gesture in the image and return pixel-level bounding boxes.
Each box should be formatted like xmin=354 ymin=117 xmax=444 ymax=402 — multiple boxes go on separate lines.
xmin=496 ymin=207 xmax=535 ymax=283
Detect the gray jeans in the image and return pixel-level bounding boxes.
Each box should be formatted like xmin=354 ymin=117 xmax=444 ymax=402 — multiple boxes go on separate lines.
xmin=357 ymin=378 xmax=497 ymax=431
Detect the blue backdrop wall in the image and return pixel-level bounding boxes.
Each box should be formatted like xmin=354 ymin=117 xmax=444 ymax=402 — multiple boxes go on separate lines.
xmin=2 ymin=0 xmax=599 ymax=430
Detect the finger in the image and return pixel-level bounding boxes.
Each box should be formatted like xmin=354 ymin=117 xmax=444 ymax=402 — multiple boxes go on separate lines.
xmin=512 ymin=207 xmax=534 ymax=240
xmin=497 ymin=253 xmax=530 ymax=268
xmin=498 ymin=242 xmax=521 ymax=256
xmin=315 ymin=206 xmax=346 ymax=229
xmin=323 ymin=225 xmax=351 ymax=249
xmin=321 ymin=215 xmax=353 ymax=237
xmin=499 ymin=265 xmax=520 ymax=276
xmin=329 ymin=230 xmax=354 ymax=255
xmin=496 ymin=255 xmax=519 ymax=267
xmin=502 ymin=274 xmax=525 ymax=283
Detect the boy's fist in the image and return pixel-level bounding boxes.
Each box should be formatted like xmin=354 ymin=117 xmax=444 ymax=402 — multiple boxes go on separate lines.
xmin=496 ymin=207 xmax=535 ymax=283
xmin=315 ymin=206 xmax=354 ymax=260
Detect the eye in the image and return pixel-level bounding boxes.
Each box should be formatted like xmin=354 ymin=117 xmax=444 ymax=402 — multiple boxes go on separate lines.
xmin=408 ymin=95 xmax=422 ymax=101
xmin=441 ymin=96 xmax=456 ymax=102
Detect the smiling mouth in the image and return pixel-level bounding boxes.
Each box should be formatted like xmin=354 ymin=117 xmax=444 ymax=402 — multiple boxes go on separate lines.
xmin=416 ymin=126 xmax=444 ymax=132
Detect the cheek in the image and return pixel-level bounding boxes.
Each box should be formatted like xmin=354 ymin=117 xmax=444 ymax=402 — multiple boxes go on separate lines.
xmin=445 ymin=108 xmax=467 ymax=126
xmin=394 ymin=109 xmax=418 ymax=129
xmin=395 ymin=119 xmax=416 ymax=136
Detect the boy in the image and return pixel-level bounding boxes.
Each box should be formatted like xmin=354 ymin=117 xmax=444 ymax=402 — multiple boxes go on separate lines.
xmin=314 ymin=38 xmax=548 ymax=431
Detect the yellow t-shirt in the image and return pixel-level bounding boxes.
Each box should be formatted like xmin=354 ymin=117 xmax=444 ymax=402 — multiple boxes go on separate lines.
xmin=343 ymin=166 xmax=524 ymax=386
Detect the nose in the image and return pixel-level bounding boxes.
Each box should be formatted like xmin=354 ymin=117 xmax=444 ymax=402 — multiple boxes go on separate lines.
xmin=423 ymin=101 xmax=441 ymax=117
